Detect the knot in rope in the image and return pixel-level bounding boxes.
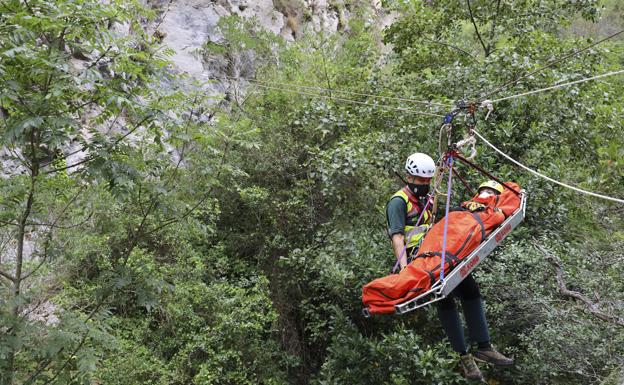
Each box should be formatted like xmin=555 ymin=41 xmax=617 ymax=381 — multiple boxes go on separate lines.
xmin=480 ymin=99 xmax=494 ymax=120
xmin=455 ymin=135 xmax=478 ymax=160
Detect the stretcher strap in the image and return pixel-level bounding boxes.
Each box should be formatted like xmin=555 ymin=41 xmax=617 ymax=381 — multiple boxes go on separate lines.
xmin=439 ymin=156 xmax=454 ymax=282
xmin=469 ymin=212 xmax=486 ymax=242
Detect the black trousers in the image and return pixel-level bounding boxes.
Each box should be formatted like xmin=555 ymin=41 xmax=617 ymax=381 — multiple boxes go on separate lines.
xmin=435 ymin=274 xmax=490 ymax=354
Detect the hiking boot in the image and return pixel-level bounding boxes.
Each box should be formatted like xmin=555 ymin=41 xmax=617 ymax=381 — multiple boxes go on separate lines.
xmin=474 ymin=345 xmax=514 ymax=366
xmin=459 ymin=354 xmax=484 ymax=381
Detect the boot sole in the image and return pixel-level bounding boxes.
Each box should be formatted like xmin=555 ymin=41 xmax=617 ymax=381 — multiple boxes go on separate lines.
xmin=473 ymin=355 xmax=514 ymax=366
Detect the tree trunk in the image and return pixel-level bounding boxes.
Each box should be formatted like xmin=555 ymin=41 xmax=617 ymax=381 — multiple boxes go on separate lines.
xmin=2 ymin=131 xmax=39 ymax=385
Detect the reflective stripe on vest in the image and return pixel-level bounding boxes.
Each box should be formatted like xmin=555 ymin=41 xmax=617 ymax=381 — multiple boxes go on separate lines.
xmin=392 ymin=187 xmax=432 ymax=249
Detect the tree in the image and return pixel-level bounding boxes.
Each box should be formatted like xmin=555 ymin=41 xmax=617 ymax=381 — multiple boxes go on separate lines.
xmin=0 ymin=0 xmax=186 ymax=382
xmin=201 ymin=2 xmax=624 ymax=384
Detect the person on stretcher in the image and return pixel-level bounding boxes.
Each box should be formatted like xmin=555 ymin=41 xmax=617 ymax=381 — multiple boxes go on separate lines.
xmin=363 ymin=153 xmax=519 ymax=379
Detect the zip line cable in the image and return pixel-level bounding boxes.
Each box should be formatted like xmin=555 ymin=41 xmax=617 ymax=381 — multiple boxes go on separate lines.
xmin=488 ymin=69 xmax=624 ymax=104
xmin=250 ymin=82 xmax=445 ymax=117
xmin=224 ymin=75 xmax=453 ymax=108
xmin=481 ymin=29 xmax=624 ymax=100
xmin=218 ymin=63 xmax=624 ymax=117
xmin=245 ymin=66 xmax=623 ymax=201
xmin=217 ymin=68 xmax=624 ymax=196
xmin=211 ymin=29 xmax=624 ymax=114
xmin=472 ymin=129 xmax=624 ymax=204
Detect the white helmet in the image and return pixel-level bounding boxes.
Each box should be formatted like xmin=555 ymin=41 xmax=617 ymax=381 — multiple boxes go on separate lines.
xmin=405 ymin=153 xmax=436 ymax=177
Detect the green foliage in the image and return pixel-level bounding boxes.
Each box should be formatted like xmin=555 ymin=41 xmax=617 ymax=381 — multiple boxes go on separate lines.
xmin=201 ymin=14 xmax=283 ymax=78
xmin=315 ymin=315 xmax=464 ymax=385
xmin=201 ymin=3 xmax=624 ymax=384
xmin=1 ymin=0 xmax=623 ymax=384
xmin=95 ymin=274 xmax=290 ymax=385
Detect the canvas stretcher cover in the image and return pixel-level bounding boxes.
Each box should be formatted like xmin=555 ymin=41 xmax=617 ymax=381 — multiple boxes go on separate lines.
xmin=362 ymin=182 xmax=522 ymax=315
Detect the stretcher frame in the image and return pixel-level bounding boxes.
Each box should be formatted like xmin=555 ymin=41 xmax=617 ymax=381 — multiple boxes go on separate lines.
xmin=363 ymin=191 xmax=527 ymax=318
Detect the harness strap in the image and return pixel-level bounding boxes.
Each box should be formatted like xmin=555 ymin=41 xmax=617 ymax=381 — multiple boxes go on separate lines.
xmin=415 ymin=251 xmax=459 ymax=265
xmin=469 ymin=212 xmax=487 ymax=242
xmin=423 ymin=253 xmax=459 ymax=288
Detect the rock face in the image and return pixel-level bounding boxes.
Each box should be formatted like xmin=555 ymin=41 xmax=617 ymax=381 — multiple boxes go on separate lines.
xmin=153 ymin=0 xmax=224 ymax=76
xmin=152 ymin=0 xmax=392 ymax=77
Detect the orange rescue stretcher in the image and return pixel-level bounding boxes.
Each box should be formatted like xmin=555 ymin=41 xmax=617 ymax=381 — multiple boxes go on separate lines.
xmin=362 ymin=183 xmax=527 ymax=317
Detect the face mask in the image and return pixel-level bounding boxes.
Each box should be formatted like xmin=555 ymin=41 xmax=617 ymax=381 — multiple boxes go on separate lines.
xmin=395 ymin=172 xmax=430 ymax=198
xmin=408 ymin=183 xmax=430 ymax=197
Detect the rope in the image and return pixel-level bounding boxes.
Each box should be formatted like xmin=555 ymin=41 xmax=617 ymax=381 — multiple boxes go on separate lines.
xmin=431 ymin=156 xmax=446 ymax=223
xmin=438 ymin=123 xmax=453 ymax=158
xmin=456 ymin=135 xmax=477 ymax=160
xmin=481 ymin=29 xmax=624 ymax=100
xmin=249 ymin=83 xmax=446 ymax=117
xmin=225 ymin=76 xmax=453 ymax=108
xmin=489 ymin=69 xmax=624 ymax=104
xmin=472 ymin=130 xmax=624 ymax=204
xmin=439 ymin=156 xmax=454 ymax=282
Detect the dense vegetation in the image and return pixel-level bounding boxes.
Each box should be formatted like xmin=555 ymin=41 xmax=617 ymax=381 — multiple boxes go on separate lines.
xmin=0 ymin=0 xmax=623 ymax=384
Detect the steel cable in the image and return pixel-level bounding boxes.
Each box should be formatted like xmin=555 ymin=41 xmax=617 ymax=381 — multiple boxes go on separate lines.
xmin=488 ymin=69 xmax=624 ymax=104
xmin=473 ymin=129 xmax=624 ymax=204
xmin=224 ymin=75 xmax=453 ymax=108
xmin=480 ymin=29 xmax=624 ymax=101
xmin=249 ymin=82 xmax=445 ymax=117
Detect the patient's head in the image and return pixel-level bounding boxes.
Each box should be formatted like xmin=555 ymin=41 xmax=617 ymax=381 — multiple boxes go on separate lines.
xmin=477 ymin=180 xmax=503 ymax=198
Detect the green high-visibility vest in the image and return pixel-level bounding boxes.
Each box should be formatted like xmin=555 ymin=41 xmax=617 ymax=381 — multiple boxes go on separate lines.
xmin=392 ymin=187 xmax=432 ymax=249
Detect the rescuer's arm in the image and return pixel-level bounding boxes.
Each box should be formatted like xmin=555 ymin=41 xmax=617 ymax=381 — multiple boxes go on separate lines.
xmin=391 ymin=233 xmax=407 ymax=270
xmin=387 ymin=196 xmax=408 ymax=270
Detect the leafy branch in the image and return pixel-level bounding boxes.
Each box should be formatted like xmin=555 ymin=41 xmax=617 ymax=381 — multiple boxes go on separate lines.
xmin=43 ymin=112 xmax=156 ymax=175
xmin=535 ymin=243 xmax=624 ymax=327
xmin=466 ymin=0 xmax=489 ymax=57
